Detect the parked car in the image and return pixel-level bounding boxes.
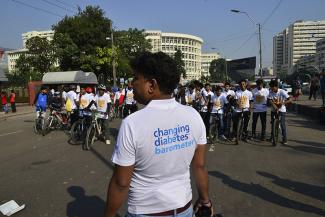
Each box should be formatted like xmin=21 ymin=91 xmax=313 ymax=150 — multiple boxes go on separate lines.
xmin=282 ymin=83 xmax=292 ymax=94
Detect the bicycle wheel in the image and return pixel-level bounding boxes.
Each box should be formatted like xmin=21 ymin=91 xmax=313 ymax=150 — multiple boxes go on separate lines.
xmin=40 ymin=118 xmax=46 ymax=136
xmin=272 ymin=119 xmax=280 ymax=146
xmin=236 ymin=118 xmax=244 ymax=145
xmin=34 ymin=118 xmax=41 ymax=134
xmin=85 ymin=125 xmax=96 ymax=150
xmin=70 ymin=120 xmax=82 ymax=144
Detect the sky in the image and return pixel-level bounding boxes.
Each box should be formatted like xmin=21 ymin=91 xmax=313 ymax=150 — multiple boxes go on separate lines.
xmin=1 ymin=0 xmax=325 ymax=68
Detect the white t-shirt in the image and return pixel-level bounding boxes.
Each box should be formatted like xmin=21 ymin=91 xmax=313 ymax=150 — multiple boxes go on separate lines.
xmin=125 ymin=88 xmax=136 ymax=105
xmin=235 ymin=89 xmax=253 ymax=112
xmin=62 ymin=91 xmax=67 ymax=101
xmin=211 ymin=94 xmax=227 ymax=114
xmin=114 ymin=91 xmax=121 ymax=102
xmin=66 ymin=90 xmax=77 ymax=109
xmin=200 ymin=90 xmax=213 ymax=112
xmin=95 ymin=93 xmax=111 ymax=113
xmin=111 ymin=98 xmax=206 ymax=214
xmin=252 ymin=88 xmax=269 ymax=112
xmin=268 ymin=89 xmax=290 ymax=112
xmin=79 ymin=93 xmax=95 ymax=109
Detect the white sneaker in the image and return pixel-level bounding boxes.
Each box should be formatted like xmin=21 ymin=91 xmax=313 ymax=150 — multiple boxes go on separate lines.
xmin=105 ymin=140 xmax=111 ymax=145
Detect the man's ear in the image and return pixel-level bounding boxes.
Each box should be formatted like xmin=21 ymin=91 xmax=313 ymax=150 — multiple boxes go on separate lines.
xmin=148 ymin=79 xmax=158 ymax=94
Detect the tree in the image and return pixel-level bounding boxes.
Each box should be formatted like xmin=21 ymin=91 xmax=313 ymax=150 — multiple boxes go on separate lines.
xmin=209 ymin=58 xmax=226 ymax=82
xmin=174 ymin=49 xmax=186 ymax=79
xmin=52 ymin=6 xmax=112 ymax=73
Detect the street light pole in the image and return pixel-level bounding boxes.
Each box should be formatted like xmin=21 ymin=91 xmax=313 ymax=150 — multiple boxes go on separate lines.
xmin=231 ymin=9 xmax=263 ymax=78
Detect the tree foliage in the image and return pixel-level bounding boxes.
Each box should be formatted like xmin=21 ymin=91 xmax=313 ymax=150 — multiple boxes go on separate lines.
xmin=209 ymin=58 xmax=227 ymax=82
xmin=174 ymin=49 xmax=186 ymax=79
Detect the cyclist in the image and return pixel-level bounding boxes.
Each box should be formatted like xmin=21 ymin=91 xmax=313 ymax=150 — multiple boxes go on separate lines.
xmin=251 ymin=79 xmax=269 ymax=141
xmin=50 ymin=91 xmax=62 ymax=112
xmin=231 ymin=80 xmax=253 ymax=142
xmin=94 ymin=84 xmax=111 ymax=145
xmin=268 ymin=80 xmax=291 ymax=145
xmin=223 ymin=82 xmax=236 ymax=137
xmin=34 ymin=86 xmax=48 ymax=120
xmin=210 ymin=86 xmax=227 ymax=141
xmin=66 ymin=85 xmax=78 ymax=125
xmin=123 ymin=81 xmax=137 ymax=118
xmin=79 ymin=87 xmax=96 ymax=123
xmin=199 ymin=83 xmax=213 ymax=138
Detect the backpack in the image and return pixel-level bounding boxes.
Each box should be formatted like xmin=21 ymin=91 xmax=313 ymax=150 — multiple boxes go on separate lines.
xmin=65 ymin=98 xmax=73 ymax=112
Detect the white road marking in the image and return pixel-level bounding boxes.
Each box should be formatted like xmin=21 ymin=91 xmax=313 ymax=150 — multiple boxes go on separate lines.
xmin=0 ymin=130 xmax=23 ymax=137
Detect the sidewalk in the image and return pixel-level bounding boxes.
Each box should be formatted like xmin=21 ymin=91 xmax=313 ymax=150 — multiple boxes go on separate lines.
xmin=287 ymin=94 xmax=325 ymax=124
xmin=0 ymin=104 xmax=34 ymax=120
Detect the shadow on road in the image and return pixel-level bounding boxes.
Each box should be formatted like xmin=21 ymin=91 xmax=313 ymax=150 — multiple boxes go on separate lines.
xmin=287 ymin=118 xmax=325 ymax=131
xmin=66 ymin=186 xmax=105 ymax=217
xmin=209 ymin=171 xmax=325 ymax=216
xmin=290 ymin=139 xmax=325 ymax=148
xmin=283 ymin=144 xmax=325 ymax=156
xmin=257 ymin=171 xmax=325 ymax=202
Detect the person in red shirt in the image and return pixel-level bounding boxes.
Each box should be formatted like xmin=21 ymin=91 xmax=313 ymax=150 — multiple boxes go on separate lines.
xmin=1 ymin=91 xmax=8 ymax=113
xmin=10 ymin=89 xmax=16 ymax=113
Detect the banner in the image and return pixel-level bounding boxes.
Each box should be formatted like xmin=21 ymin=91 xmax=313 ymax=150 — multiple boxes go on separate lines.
xmin=227 ymin=57 xmax=256 ymax=82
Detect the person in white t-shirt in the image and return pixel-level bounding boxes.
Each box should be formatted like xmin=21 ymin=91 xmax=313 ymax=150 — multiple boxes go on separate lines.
xmin=267 ymin=79 xmax=291 ymax=145
xmin=232 ymin=80 xmax=253 ymax=142
xmin=94 ymin=84 xmax=111 ymax=145
xmin=105 ymin=52 xmax=212 ymax=217
xmin=66 ymin=85 xmax=78 ymax=125
xmin=210 ymin=86 xmax=227 ymax=141
xmin=223 ymin=82 xmax=236 ymax=138
xmin=123 ymin=82 xmax=137 ymax=118
xmin=199 ymin=83 xmax=213 ymax=139
xmin=251 ymin=79 xmax=269 ymax=141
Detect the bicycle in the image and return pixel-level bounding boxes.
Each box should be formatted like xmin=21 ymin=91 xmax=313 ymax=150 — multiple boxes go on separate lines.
xmin=69 ymin=109 xmax=89 ymax=145
xmin=209 ymin=108 xmax=223 ymax=143
xmin=44 ymin=108 xmax=69 ymax=133
xmin=84 ymin=111 xmax=107 ymax=150
xmin=34 ymin=108 xmax=46 ymax=136
xmin=271 ymin=110 xmax=281 ymax=146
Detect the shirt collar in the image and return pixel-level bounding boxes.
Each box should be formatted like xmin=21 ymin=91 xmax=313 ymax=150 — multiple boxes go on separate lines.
xmin=146 ymin=98 xmax=178 ymax=109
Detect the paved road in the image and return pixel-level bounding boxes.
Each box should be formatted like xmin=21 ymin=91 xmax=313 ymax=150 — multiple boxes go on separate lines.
xmin=0 ymin=111 xmax=324 ymax=217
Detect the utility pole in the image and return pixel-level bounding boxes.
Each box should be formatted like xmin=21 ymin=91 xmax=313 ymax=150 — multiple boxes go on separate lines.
xmin=110 ymin=21 xmax=117 ymax=87
xmin=258 ymin=23 xmax=263 ymax=78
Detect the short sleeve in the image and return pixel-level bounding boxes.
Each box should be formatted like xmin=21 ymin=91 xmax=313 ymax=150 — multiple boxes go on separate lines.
xmin=282 ymin=89 xmax=290 ymax=99
xmin=196 ymin=113 xmax=207 ymax=145
xmin=111 ymin=120 xmax=136 ymax=166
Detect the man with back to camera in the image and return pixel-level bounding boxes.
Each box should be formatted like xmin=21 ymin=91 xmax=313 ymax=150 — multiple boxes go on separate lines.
xmin=105 ymin=52 xmax=213 ymax=217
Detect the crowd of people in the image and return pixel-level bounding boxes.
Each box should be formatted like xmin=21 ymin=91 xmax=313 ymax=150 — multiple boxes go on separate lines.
xmin=33 ymin=82 xmax=138 ymax=145
xmin=173 ymin=78 xmax=291 ymax=145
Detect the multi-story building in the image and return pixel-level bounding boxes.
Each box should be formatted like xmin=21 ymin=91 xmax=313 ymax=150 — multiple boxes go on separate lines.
xmin=316 ymin=38 xmax=325 ymax=72
xmin=201 ymin=53 xmax=220 ymax=77
xmin=273 ymin=20 xmax=325 ymax=75
xmin=145 ymin=30 xmax=203 ymax=80
xmin=22 ymin=30 xmax=54 ymax=48
xmin=8 ymin=30 xmax=56 ymax=73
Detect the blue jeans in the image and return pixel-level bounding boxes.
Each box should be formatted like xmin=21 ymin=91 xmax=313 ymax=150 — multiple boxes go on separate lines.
xmin=2 ymin=104 xmax=8 ymax=113
xmin=210 ymin=113 xmax=224 ymax=137
xmin=126 ymin=204 xmax=194 ymax=217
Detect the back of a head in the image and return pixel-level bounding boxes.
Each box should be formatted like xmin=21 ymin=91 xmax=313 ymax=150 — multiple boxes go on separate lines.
xmin=131 ymin=52 xmax=180 ymax=95
xmin=269 ymin=79 xmax=278 ymax=88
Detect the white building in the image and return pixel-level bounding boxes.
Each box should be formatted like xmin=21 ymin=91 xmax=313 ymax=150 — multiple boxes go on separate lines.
xmin=7 ymin=49 xmax=28 ymax=73
xmin=145 ymin=30 xmax=203 ymax=80
xmin=8 ymin=30 xmax=56 ymax=73
xmin=273 ymin=20 xmax=325 ymax=75
xmin=22 ymin=30 xmax=54 ymax=48
xmin=201 ymin=53 xmax=220 ymax=77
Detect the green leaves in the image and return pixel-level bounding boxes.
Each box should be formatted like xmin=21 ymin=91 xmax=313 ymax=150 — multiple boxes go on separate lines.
xmin=174 ymin=49 xmax=186 ymax=79
xmin=209 ymin=58 xmax=227 ymax=82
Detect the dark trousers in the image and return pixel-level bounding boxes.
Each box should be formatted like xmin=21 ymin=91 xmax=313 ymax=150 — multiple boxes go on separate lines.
xmin=11 ymin=102 xmax=16 ymax=112
xmin=232 ymin=111 xmax=251 ymax=138
xmin=252 ymin=112 xmax=267 ymax=137
xmin=123 ymin=104 xmax=137 ymax=118
xmin=309 ymin=86 xmax=318 ymax=100
xmin=271 ymin=111 xmax=287 ymax=141
xmin=200 ymin=111 xmax=211 ymax=137
xmin=322 ymin=91 xmax=325 ymax=107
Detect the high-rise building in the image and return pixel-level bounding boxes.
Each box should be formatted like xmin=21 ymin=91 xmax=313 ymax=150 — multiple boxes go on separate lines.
xmin=201 ymin=53 xmax=220 ymax=77
xmin=273 ymin=20 xmax=325 ymax=75
xmin=145 ymin=30 xmax=203 ymax=80
xmin=22 ymin=30 xmax=54 ymax=48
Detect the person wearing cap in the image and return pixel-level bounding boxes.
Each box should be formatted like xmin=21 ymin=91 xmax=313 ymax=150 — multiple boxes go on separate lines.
xmin=251 ymin=79 xmax=269 ymax=141
xmin=94 ymin=84 xmax=111 ymax=145
xmin=105 ymin=52 xmax=212 ymax=217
